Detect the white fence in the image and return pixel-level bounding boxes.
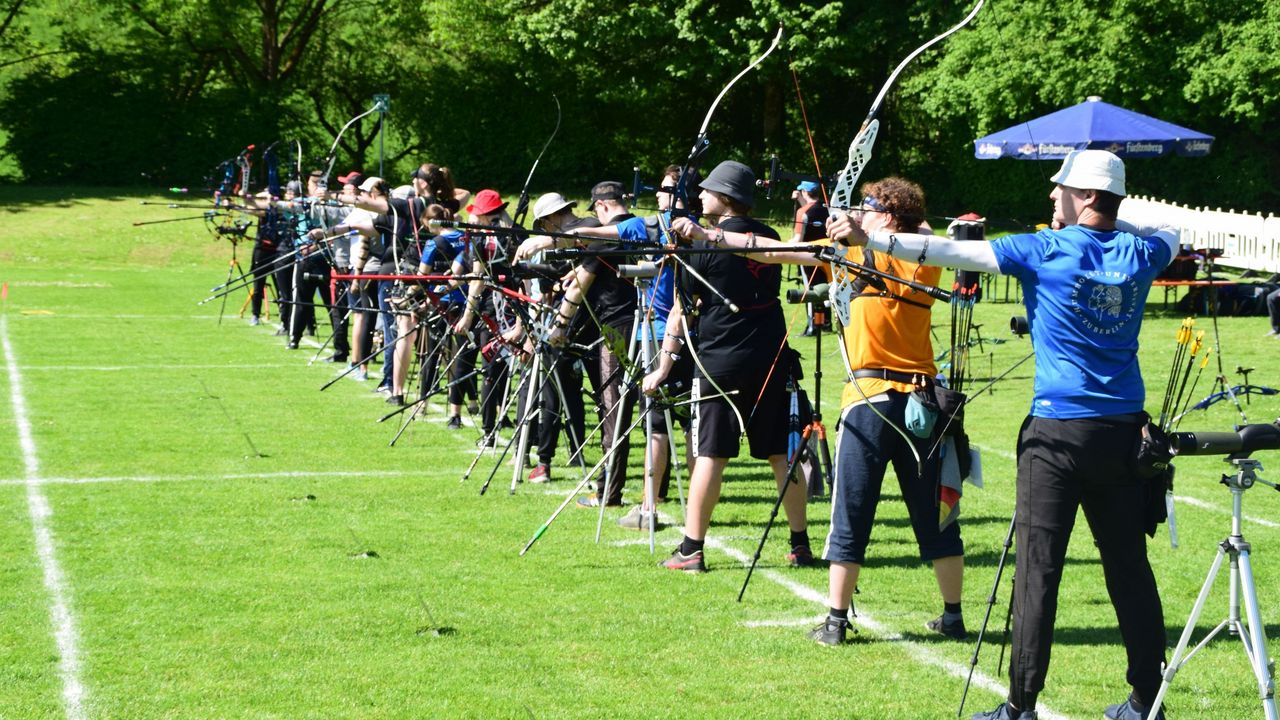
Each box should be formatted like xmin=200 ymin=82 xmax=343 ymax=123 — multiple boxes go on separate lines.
xmin=1125 ymin=195 xmax=1280 ymax=275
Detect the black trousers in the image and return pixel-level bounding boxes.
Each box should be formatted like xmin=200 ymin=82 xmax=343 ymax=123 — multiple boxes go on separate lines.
xmin=1266 ymin=287 xmax=1280 ymax=332
xmin=1009 ymin=415 xmax=1166 ymax=710
xmin=594 ymin=320 xmax=637 ymax=504
xmin=534 ymin=354 xmax=586 ymax=466
xmin=477 ymin=324 xmax=509 ymax=434
xmin=250 ymin=244 xmax=289 ymax=320
xmin=273 ymin=253 xmax=296 ymax=330
xmin=450 ymin=333 xmax=479 ymax=407
xmin=326 ymin=273 xmax=352 ymax=360
xmin=292 ymin=256 xmax=348 ymax=358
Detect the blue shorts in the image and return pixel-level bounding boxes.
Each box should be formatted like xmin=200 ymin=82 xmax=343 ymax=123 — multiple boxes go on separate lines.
xmin=823 ymin=391 xmax=964 ymax=564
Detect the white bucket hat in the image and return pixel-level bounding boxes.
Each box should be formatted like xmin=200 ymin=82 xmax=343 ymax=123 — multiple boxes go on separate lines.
xmin=532 ymin=192 xmax=576 ymax=220
xmin=1050 ymin=149 xmax=1126 ymax=196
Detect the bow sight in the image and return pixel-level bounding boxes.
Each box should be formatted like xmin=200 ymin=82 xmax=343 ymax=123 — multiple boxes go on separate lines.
xmin=755 ymin=154 xmax=834 ymax=201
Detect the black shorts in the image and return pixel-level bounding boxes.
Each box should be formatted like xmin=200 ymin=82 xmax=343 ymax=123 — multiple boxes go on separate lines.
xmin=692 ymin=365 xmax=792 ymax=460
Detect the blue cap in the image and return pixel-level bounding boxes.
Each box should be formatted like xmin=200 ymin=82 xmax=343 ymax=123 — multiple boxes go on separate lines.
xmin=796 ymin=180 xmax=819 ymax=193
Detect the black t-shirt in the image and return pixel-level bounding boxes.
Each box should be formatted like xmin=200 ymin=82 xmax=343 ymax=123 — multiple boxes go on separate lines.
xmin=374 ymin=197 xmax=427 ymax=268
xmin=255 ymin=207 xmax=292 ymax=251
xmin=682 ymin=215 xmax=786 ymax=377
xmin=582 ymin=213 xmax=639 ymax=330
xmin=800 ymin=202 xmax=829 ymax=243
xmin=467 ymin=224 xmax=527 ymax=320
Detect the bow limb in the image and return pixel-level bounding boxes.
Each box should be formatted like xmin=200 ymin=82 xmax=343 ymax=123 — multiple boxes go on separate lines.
xmin=318 ymin=104 xmax=380 ymax=190
xmin=513 ymin=93 xmax=562 ymax=228
xmin=828 ymin=0 xmax=986 ymax=214
xmin=674 ymin=24 xmax=785 ymax=212
xmin=693 ymin=24 xmax=784 ymax=145
xmin=263 ymin=141 xmax=282 ymax=199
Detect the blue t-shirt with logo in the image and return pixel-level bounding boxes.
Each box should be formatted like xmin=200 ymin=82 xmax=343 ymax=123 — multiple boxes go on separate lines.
xmin=421 ymin=229 xmax=467 ymax=304
xmin=992 ymin=225 xmax=1172 ymax=419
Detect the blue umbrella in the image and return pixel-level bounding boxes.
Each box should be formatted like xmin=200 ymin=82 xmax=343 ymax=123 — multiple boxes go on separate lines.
xmin=974 ymin=96 xmax=1214 ymax=160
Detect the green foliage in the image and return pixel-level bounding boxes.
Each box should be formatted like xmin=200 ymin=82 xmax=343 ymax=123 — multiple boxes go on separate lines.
xmin=0 ymin=0 xmax=1277 ymax=218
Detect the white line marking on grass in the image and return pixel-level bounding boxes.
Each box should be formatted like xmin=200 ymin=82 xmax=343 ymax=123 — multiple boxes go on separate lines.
xmin=2 ymin=316 xmax=88 ymax=720
xmin=971 ymin=442 xmax=1016 ymax=461
xmin=267 ymin=322 xmax=325 ymax=350
xmin=608 ymin=535 xmax=678 ymax=547
xmin=0 ymin=469 xmax=420 ymax=487
xmin=19 ymin=313 xmax=220 ymax=320
xmin=11 ymin=281 xmax=110 ymax=288
xmin=421 ymin=415 xmax=476 ymax=427
xmin=741 ymin=615 xmax=825 ymax=628
xmin=538 ymin=488 xmax=577 ymax=497
xmin=703 ymin=537 xmax=1068 ymax=720
xmin=1177 ymin=495 xmax=1279 ymax=529
xmin=22 ymin=363 xmax=297 ymax=372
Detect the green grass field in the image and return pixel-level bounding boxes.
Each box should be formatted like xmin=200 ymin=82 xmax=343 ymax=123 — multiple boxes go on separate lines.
xmin=2 ymin=187 xmax=1280 ymax=719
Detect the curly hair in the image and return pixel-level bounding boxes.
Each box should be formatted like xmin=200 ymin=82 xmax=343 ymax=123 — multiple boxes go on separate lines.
xmin=860 ymin=176 xmax=925 ymax=231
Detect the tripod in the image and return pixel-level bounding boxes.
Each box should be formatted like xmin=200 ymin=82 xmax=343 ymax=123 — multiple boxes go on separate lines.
xmin=217 ymin=237 xmax=250 ymax=325
xmin=1149 ymin=457 xmax=1278 ymax=719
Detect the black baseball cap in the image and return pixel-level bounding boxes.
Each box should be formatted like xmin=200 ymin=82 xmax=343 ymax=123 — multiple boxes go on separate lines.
xmin=590 ymin=181 xmax=625 ymax=202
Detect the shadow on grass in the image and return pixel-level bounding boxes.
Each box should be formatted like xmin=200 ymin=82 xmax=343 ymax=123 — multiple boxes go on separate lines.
xmin=902 ymin=622 xmax=1280 ymax=649
xmin=862 ymin=549 xmax=1101 ymax=570
xmin=0 ymin=185 xmax=187 ymax=212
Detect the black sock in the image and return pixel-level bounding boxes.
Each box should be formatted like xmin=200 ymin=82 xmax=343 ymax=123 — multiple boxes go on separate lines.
xmin=679 ymin=536 xmax=704 ymax=556
xmin=828 ymin=607 xmax=848 ymax=622
xmin=944 ymin=601 xmax=961 ymax=614
xmin=789 ymin=529 xmax=810 ymax=549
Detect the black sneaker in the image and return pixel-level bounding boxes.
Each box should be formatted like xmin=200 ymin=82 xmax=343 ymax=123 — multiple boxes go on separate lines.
xmin=386 ymin=394 xmax=404 ymax=406
xmin=787 ymin=545 xmax=817 ymax=568
xmin=286 ymin=340 xmax=299 ymax=350
xmin=1104 ymin=694 xmax=1165 ymax=720
xmin=659 ymin=548 xmax=706 ymax=573
xmin=926 ymin=614 xmax=968 ymax=640
xmin=446 ymin=416 xmax=462 ymax=430
xmin=971 ymin=703 xmax=1036 ymax=720
xmin=476 ymin=434 xmax=497 ymax=449
xmin=807 ymin=616 xmax=853 ymax=645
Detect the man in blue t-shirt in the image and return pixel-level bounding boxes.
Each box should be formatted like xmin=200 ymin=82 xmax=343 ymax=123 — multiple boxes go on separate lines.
xmin=830 ymin=149 xmax=1178 ymax=720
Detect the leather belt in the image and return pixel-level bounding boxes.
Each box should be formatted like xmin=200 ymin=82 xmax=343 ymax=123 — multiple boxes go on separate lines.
xmin=850 ymin=368 xmax=921 ymax=385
